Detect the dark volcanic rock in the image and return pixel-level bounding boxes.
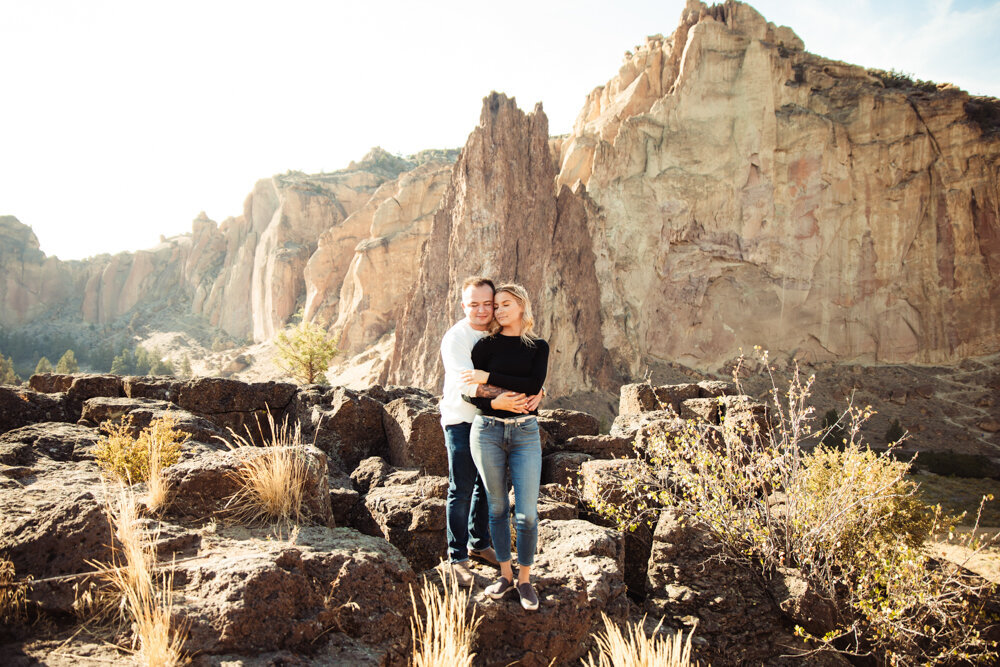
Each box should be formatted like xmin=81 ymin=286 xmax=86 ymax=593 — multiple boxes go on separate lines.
xmin=362 ymin=481 xmax=446 ymax=571
xmin=537 ymin=408 xmax=600 ymax=445
xmin=0 ymin=386 xmax=68 ymax=435
xmin=175 ymin=527 xmax=415 ymax=660
xmin=382 ymin=395 xmax=447 ymax=476
xmin=350 ymin=456 xmax=394 ymax=494
xmin=0 ymin=422 xmax=98 ymax=465
xmin=653 ymin=383 xmax=700 ymax=413
xmin=304 ymin=387 xmax=389 ymax=471
xmin=541 ymin=451 xmax=593 ymax=486
xmin=162 ymin=445 xmax=333 ymax=525
xmin=176 ymin=377 xmax=297 ymax=436
xmin=562 ymin=434 xmax=633 ymax=458
xmin=618 ymin=383 xmax=660 ymax=415
xmin=28 ymin=373 xmax=74 ymax=394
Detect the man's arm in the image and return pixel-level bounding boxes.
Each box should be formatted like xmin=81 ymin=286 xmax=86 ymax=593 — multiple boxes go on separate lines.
xmin=474 ymin=384 xmax=506 ymax=398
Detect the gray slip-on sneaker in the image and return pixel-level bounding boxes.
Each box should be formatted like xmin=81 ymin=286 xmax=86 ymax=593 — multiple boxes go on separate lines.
xmin=517 ymin=581 xmax=539 ymax=610
xmin=484 ymin=576 xmax=516 ymax=599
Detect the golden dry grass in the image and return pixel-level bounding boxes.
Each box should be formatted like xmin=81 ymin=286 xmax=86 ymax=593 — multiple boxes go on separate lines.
xmin=104 ymin=486 xmax=188 ymax=666
xmin=223 ymin=411 xmax=312 ymax=526
xmin=409 ymin=568 xmax=481 ymax=667
xmin=1 ymin=555 xmax=30 ymax=624
xmin=582 ymin=613 xmax=695 ymax=667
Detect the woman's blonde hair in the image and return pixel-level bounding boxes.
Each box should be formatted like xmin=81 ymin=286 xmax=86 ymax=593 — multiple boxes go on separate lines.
xmin=489 ymin=283 xmax=538 ymax=346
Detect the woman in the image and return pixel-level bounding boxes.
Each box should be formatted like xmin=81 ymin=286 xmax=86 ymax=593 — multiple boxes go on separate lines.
xmin=460 ymin=283 xmax=548 ymax=611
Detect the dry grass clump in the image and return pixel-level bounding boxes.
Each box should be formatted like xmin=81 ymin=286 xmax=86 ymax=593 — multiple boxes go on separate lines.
xmin=223 ymin=411 xmax=313 ymax=526
xmin=582 ymin=613 xmax=695 ymax=667
xmin=95 ymin=415 xmax=186 ymax=510
xmin=409 ymin=568 xmax=481 ymax=667
xmin=1 ymin=555 xmax=31 ymax=624
xmin=103 ymin=486 xmax=187 ymax=666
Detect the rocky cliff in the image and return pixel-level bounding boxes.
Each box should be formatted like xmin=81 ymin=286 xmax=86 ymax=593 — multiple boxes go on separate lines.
xmin=384 ymin=0 xmax=1000 ymax=394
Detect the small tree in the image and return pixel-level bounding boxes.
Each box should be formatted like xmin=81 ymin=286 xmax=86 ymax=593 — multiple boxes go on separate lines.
xmin=111 ymin=348 xmax=135 ymax=375
xmin=179 ymin=355 xmax=193 ymax=378
xmin=55 ymin=349 xmax=79 ymax=374
xmin=0 ymin=354 xmax=19 ymax=386
xmin=275 ymin=319 xmax=338 ymax=385
xmin=34 ymin=356 xmax=53 ymax=374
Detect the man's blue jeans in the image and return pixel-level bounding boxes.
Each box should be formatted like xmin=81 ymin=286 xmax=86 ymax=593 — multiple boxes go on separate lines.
xmin=444 ymin=422 xmax=492 ymax=563
xmin=470 ymin=415 xmax=542 ymax=567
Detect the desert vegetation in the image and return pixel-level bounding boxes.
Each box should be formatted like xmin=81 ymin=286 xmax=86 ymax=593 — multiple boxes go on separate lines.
xmin=1 ymin=556 xmax=30 ymax=626
xmin=409 ymin=570 xmax=481 ymax=667
xmin=275 ymin=315 xmax=339 ymax=385
xmin=587 ymin=350 xmax=998 ymax=665
xmin=582 ymin=613 xmax=695 ymax=667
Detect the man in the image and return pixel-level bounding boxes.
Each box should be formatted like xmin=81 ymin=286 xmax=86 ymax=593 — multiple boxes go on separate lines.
xmin=439 ymin=276 xmax=540 ymax=585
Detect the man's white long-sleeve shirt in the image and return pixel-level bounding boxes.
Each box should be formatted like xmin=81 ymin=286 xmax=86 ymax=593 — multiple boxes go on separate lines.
xmin=439 ymin=319 xmax=488 ymax=426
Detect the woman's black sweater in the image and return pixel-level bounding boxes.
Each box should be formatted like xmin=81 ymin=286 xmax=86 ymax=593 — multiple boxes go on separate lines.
xmin=468 ymin=333 xmax=549 ymax=418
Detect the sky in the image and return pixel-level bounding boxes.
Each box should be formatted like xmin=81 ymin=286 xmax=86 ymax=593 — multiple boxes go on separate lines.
xmin=2 ymin=0 xmax=998 ymax=261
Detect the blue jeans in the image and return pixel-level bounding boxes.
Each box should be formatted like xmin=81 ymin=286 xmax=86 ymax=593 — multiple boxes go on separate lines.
xmin=444 ymin=422 xmax=492 ymax=563
xmin=470 ymin=415 xmax=542 ymax=567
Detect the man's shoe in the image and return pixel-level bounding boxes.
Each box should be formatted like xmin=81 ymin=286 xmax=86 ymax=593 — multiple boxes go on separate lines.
xmin=484 ymin=575 xmax=516 ymax=599
xmin=517 ymin=581 xmax=539 ymax=611
xmin=439 ymin=561 xmax=475 ymax=587
xmin=469 ymin=546 xmax=499 ymax=566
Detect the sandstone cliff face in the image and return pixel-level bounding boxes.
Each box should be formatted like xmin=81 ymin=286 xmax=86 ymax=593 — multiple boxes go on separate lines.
xmin=0 ymin=216 xmax=86 ymax=329
xmin=557 ymin=0 xmax=1000 ymax=374
xmin=384 ymin=0 xmax=1000 ymax=396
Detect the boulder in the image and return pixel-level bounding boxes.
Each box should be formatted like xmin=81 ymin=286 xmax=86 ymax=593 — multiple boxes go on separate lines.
xmin=27 ymin=373 xmax=74 ymax=394
xmin=0 ymin=386 xmax=68 ymax=435
xmin=361 ymin=384 xmax=435 ymax=405
xmin=174 ymin=527 xmax=415 ymax=660
xmin=306 ymin=387 xmax=388 ymax=471
xmin=698 ymin=380 xmax=736 ymax=398
xmin=328 ymin=469 xmax=361 ymax=528
xmin=122 ymin=376 xmax=185 ymax=401
xmin=537 ymin=408 xmax=600 ymax=445
xmin=646 ymin=510 xmax=812 ymax=665
xmin=65 ymin=374 xmax=125 ymax=420
xmin=680 ymin=397 xmax=720 ymax=424
xmin=0 ymin=422 xmax=98 ymax=465
xmin=79 ymin=396 xmax=172 ymax=426
xmin=561 ymin=434 xmax=633 ymax=458
xmin=541 ymin=451 xmax=593 ymax=487
xmin=653 ymin=383 xmax=700 ymax=413
xmin=350 ymin=456 xmax=394 ymax=494
xmin=471 ymin=519 xmax=630 ymax=666
xmin=175 ymin=377 xmax=298 ymax=436
xmin=382 ymin=395 xmax=447 ymax=476
xmin=0 ymin=457 xmax=110 ymax=612
xmin=361 ymin=480 xmax=447 ymax=571
xmin=610 ymin=410 xmax=678 ymax=439
xmin=618 ymin=383 xmax=660 ymax=415
xmin=161 ymin=445 xmax=333 ymax=525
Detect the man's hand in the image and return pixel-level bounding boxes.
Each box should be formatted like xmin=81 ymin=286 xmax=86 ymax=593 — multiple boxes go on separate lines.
xmin=491 ymin=391 xmax=529 ymax=414
xmin=525 ymin=392 xmax=543 ymax=412
xmin=459 ymin=369 xmax=490 ymax=385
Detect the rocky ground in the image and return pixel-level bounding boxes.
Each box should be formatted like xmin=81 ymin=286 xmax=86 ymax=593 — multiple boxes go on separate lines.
xmin=0 ymin=372 xmax=876 ymax=666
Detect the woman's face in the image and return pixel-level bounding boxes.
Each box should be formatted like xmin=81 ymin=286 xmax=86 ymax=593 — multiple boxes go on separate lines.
xmin=494 ymin=291 xmax=523 ymax=329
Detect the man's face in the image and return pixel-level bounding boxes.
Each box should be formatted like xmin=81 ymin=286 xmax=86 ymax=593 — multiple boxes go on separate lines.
xmin=462 ymin=284 xmax=494 ymax=331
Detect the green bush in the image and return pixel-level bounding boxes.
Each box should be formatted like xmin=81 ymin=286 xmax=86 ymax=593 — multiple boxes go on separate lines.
xmin=55 ymin=349 xmax=79 ymax=374
xmin=589 ymin=351 xmax=996 ymax=665
xmin=34 ymin=357 xmax=53 ymax=374
xmin=94 ymin=415 xmax=185 ymax=484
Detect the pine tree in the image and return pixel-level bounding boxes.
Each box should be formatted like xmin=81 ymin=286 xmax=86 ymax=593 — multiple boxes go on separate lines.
xmin=886 ymin=418 xmax=905 ymax=445
xmin=275 ymin=319 xmax=339 ymax=384
xmin=0 ymin=354 xmax=19 ymax=385
xmin=180 ymin=355 xmax=193 ymax=378
xmin=55 ymin=349 xmax=79 ymax=374
xmin=110 ymin=348 xmax=135 ymax=375
xmin=34 ymin=357 xmax=53 ymax=374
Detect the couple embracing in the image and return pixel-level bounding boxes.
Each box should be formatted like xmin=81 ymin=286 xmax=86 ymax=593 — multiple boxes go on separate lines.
xmin=439 ymin=277 xmax=549 ymax=611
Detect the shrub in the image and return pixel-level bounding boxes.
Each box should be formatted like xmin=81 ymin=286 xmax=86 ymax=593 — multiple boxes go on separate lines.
xmin=34 ymin=356 xmax=53 ymax=374
xmin=55 ymin=349 xmax=79 ymax=374
xmin=582 ymin=612 xmax=694 ymax=667
xmin=0 ymin=354 xmax=19 ymax=385
xmin=102 ymin=486 xmax=187 ymax=666
xmin=275 ymin=317 xmax=338 ymax=385
xmin=589 ymin=350 xmax=997 ymax=665
xmin=94 ymin=415 xmax=185 ymax=489
xmin=410 ymin=569 xmax=481 ymax=667
xmin=223 ymin=412 xmax=315 ymax=526
xmin=885 ymin=417 xmax=905 ymax=445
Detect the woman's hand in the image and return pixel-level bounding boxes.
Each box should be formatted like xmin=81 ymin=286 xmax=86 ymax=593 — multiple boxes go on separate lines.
xmin=491 ymin=391 xmax=529 ymax=413
xmin=460 ymin=369 xmax=490 ymax=385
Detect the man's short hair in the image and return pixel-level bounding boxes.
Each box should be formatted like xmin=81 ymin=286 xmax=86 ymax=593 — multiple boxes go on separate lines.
xmin=461 ymin=276 xmax=495 ymax=294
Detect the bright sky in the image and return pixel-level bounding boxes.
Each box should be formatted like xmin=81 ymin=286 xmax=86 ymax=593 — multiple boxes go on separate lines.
xmin=2 ymin=0 xmax=998 ymax=261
